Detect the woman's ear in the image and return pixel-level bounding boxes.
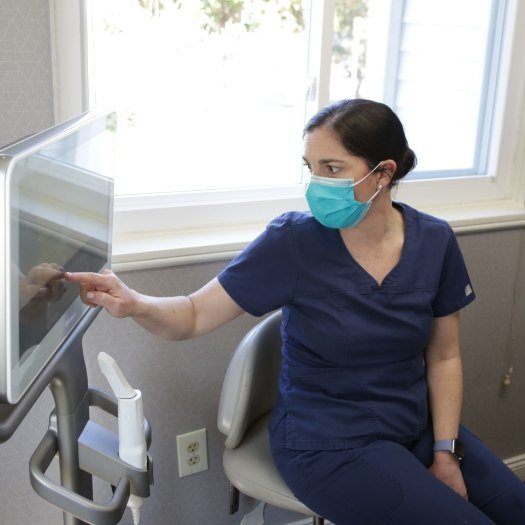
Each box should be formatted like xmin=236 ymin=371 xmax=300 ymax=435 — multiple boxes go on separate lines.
xmin=379 ymin=159 xmax=397 ymax=181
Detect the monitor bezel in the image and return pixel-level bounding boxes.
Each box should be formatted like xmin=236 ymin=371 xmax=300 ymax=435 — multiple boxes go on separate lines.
xmin=0 ymin=109 xmax=116 ymax=404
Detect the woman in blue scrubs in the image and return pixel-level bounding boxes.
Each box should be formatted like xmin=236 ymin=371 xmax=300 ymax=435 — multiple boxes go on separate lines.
xmin=217 ymin=99 xmax=525 ymax=524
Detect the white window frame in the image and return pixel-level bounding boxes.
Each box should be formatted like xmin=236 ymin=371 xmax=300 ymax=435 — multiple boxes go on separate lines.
xmin=49 ymin=0 xmax=525 ymax=271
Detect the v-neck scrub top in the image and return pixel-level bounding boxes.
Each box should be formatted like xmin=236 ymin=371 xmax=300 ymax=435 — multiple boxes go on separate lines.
xmin=217 ymin=201 xmax=477 ymax=451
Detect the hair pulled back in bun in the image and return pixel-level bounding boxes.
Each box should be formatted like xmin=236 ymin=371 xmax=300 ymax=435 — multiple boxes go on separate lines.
xmin=304 ymin=99 xmax=417 ymax=189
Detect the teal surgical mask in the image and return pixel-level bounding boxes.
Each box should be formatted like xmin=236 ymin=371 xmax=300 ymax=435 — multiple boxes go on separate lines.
xmin=305 ymin=160 xmax=384 ymax=229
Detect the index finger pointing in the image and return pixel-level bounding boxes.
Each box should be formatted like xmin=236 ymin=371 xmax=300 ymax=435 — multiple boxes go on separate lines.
xmin=65 ymin=272 xmax=112 ymax=286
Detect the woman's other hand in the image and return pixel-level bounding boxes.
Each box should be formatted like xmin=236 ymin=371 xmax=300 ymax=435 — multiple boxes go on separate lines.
xmin=429 ymin=456 xmax=468 ymax=500
xmin=64 ymin=268 xmax=141 ymax=318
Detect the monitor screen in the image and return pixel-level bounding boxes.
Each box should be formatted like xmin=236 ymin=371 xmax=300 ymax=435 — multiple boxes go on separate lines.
xmin=0 ymin=110 xmax=115 ymax=403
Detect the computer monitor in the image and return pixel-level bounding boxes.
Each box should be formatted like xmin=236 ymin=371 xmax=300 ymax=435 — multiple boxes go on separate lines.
xmin=0 ymin=110 xmax=116 ymax=403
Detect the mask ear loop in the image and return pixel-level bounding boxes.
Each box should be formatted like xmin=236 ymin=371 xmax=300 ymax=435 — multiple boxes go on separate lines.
xmin=352 ymin=160 xmax=384 ymax=189
xmin=353 ymin=161 xmax=385 ymax=203
xmin=366 ymin=183 xmax=383 ymax=204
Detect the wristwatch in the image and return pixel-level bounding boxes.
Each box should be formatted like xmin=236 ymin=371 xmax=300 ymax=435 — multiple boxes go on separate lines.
xmin=433 ymin=438 xmax=465 ymax=461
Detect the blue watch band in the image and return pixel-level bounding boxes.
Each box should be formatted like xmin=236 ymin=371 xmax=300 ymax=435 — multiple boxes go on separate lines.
xmin=433 ymin=438 xmax=465 ymax=461
xmin=433 ymin=439 xmax=455 ymax=452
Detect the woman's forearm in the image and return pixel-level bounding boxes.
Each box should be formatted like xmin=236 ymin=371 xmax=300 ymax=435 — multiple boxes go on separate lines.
xmin=130 ymin=290 xmax=196 ymax=341
xmin=426 ymin=354 xmax=463 ymax=461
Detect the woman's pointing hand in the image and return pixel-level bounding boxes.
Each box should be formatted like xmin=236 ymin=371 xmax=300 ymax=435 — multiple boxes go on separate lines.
xmin=64 ymin=268 xmax=141 ymax=318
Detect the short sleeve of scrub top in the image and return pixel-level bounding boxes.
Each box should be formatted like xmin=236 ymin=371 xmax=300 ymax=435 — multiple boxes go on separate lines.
xmin=431 ymin=223 xmax=476 ymax=317
xmin=217 ymin=212 xmax=296 ymax=317
xmin=217 ymin=203 xmax=477 ymax=451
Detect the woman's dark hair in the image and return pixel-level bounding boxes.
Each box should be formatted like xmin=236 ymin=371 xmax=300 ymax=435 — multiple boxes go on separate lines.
xmin=303 ymin=98 xmax=417 ymax=190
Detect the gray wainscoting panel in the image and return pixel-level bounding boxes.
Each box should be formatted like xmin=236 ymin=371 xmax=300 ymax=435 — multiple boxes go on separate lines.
xmin=0 ymin=0 xmax=55 ymax=148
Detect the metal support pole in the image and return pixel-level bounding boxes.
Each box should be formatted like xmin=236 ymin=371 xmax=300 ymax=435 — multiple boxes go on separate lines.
xmin=49 ymin=331 xmax=92 ymax=525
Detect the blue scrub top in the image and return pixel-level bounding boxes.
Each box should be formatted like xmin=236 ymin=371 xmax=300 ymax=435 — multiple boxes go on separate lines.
xmin=217 ymin=201 xmax=477 ymax=450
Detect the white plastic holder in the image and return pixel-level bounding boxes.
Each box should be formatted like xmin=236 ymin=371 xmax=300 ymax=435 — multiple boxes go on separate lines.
xmin=98 ymin=352 xmax=147 ymax=525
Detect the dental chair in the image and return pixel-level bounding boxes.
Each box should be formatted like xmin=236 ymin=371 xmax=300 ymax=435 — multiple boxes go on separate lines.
xmin=217 ymin=309 xmax=326 ymax=525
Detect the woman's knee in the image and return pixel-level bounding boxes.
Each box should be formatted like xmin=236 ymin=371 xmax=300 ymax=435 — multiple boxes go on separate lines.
xmin=476 ymin=472 xmax=525 ymax=525
xmin=458 ymin=424 xmax=525 ymax=511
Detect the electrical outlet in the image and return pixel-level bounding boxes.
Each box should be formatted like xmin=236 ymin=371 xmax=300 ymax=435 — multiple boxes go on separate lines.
xmin=176 ymin=428 xmax=208 ymax=477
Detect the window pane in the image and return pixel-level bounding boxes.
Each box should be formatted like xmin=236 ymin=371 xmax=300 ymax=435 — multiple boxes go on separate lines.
xmin=329 ymin=0 xmax=497 ymax=174
xmin=396 ymin=0 xmax=494 ymax=172
xmin=88 ymin=0 xmax=310 ymax=196
xmin=329 ymin=0 xmax=369 ymax=102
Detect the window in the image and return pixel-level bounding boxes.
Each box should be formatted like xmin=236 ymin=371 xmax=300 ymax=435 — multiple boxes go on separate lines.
xmin=51 ymin=0 xmax=524 ymax=266
xmin=85 ymin=0 xmax=507 ymax=194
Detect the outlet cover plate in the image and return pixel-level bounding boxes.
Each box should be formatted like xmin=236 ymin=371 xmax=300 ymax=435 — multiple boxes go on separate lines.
xmin=176 ymin=428 xmax=208 ymax=477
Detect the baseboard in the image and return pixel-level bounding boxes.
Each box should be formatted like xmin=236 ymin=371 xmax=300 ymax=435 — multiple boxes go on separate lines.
xmin=504 ymin=453 xmax=525 ymax=481
xmin=286 ymin=518 xmax=335 ymax=525
xmin=283 ymin=519 xmax=335 ymax=525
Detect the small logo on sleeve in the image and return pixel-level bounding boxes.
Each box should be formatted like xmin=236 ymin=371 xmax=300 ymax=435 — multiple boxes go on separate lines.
xmin=465 ymin=284 xmax=473 ymax=296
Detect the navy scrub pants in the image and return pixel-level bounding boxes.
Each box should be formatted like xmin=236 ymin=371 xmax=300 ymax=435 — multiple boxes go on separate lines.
xmin=269 ymin=415 xmax=525 ymax=524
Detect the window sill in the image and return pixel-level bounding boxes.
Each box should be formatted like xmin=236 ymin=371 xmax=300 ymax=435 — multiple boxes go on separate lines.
xmin=111 ymin=201 xmax=525 ymax=272
xmin=112 ymin=222 xmax=266 ymax=272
